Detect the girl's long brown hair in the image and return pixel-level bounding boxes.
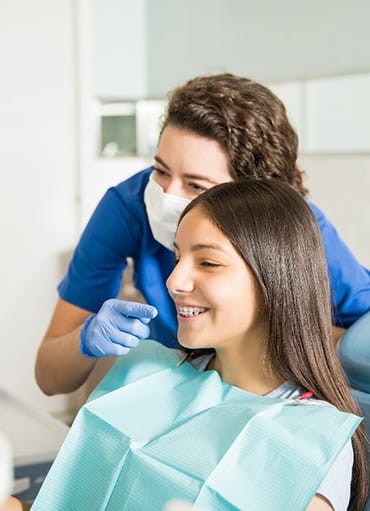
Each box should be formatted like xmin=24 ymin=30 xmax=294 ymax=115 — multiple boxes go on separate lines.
xmin=180 ymin=178 xmax=368 ymax=510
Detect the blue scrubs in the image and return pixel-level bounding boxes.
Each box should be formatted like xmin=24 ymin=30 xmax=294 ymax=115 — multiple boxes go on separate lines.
xmin=58 ymin=167 xmax=370 ymax=347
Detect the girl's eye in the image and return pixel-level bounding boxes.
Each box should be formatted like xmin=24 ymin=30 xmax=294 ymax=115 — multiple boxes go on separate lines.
xmin=200 ymin=261 xmax=221 ymax=268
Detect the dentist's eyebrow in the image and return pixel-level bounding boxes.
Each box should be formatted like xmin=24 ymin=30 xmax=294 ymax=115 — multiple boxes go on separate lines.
xmin=154 ymin=155 xmax=170 ymax=169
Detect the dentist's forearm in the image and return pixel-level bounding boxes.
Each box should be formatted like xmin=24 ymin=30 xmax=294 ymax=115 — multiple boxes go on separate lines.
xmin=0 ymin=496 xmax=31 ymax=511
xmin=35 ymin=326 xmax=96 ymax=395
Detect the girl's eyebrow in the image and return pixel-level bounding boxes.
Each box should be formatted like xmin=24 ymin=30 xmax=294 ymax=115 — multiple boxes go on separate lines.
xmin=174 ymin=241 xmax=230 ymax=255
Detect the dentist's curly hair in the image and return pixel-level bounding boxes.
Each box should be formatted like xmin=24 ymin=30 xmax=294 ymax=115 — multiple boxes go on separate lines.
xmin=179 ymin=178 xmax=368 ymax=511
xmin=162 ymin=73 xmax=307 ymax=196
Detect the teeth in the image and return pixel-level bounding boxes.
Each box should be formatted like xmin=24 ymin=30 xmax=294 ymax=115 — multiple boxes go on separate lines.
xmin=178 ymin=306 xmax=207 ymax=317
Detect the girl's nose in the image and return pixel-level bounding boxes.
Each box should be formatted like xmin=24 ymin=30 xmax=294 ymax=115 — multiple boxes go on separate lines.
xmin=166 ymin=263 xmax=194 ymax=296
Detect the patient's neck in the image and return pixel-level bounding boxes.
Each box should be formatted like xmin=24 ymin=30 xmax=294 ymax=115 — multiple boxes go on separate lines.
xmin=210 ymin=331 xmax=283 ymax=396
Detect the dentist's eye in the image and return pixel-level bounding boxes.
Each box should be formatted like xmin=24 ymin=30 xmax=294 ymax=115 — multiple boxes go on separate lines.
xmin=188 ymin=182 xmax=207 ymax=194
xmin=153 ymin=167 xmax=169 ymax=178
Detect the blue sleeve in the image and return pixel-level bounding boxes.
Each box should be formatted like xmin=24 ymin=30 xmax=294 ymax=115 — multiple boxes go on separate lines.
xmin=310 ymin=202 xmax=370 ymax=327
xmin=58 ymin=187 xmax=138 ymax=313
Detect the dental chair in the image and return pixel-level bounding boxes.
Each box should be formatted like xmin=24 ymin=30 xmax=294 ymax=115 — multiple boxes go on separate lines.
xmin=338 ymin=311 xmax=370 ymax=510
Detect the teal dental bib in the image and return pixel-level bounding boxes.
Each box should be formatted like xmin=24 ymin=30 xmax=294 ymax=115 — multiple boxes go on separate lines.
xmin=31 ymin=341 xmax=361 ymax=511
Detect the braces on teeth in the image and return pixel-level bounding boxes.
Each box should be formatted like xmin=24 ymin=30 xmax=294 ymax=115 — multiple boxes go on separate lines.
xmin=179 ymin=307 xmax=206 ymax=317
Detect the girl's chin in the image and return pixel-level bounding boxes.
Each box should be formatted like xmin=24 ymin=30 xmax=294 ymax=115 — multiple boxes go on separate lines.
xmin=178 ymin=338 xmax=213 ymax=351
xmin=178 ymin=339 xmax=195 ymax=350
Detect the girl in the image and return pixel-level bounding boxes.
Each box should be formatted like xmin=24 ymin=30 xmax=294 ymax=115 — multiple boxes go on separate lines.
xmin=31 ymin=179 xmax=368 ymax=510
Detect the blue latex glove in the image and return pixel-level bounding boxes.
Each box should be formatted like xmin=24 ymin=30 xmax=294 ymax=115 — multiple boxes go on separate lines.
xmin=80 ymin=299 xmax=158 ymax=358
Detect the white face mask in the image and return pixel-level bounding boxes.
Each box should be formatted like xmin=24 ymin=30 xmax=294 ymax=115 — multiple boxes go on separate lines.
xmin=144 ymin=174 xmax=190 ymax=251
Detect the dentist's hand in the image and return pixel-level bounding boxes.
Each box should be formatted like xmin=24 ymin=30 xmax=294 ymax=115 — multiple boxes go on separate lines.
xmin=79 ymin=299 xmax=158 ymax=358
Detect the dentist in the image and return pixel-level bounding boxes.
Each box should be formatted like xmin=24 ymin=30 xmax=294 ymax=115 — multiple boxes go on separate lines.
xmin=35 ymin=73 xmax=370 ymax=396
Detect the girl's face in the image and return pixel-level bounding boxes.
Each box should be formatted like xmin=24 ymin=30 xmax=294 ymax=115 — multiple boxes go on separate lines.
xmin=153 ymin=125 xmax=232 ymax=200
xmin=166 ymin=207 xmax=266 ymax=351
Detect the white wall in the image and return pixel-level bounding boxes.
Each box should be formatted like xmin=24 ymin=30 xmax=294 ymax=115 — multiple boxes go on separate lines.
xmin=0 ymin=0 xmax=78 ymax=416
xmin=146 ymin=0 xmax=370 ymax=97
xmin=92 ymin=0 xmax=147 ymax=99
xmin=302 ymin=154 xmax=370 ymax=268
